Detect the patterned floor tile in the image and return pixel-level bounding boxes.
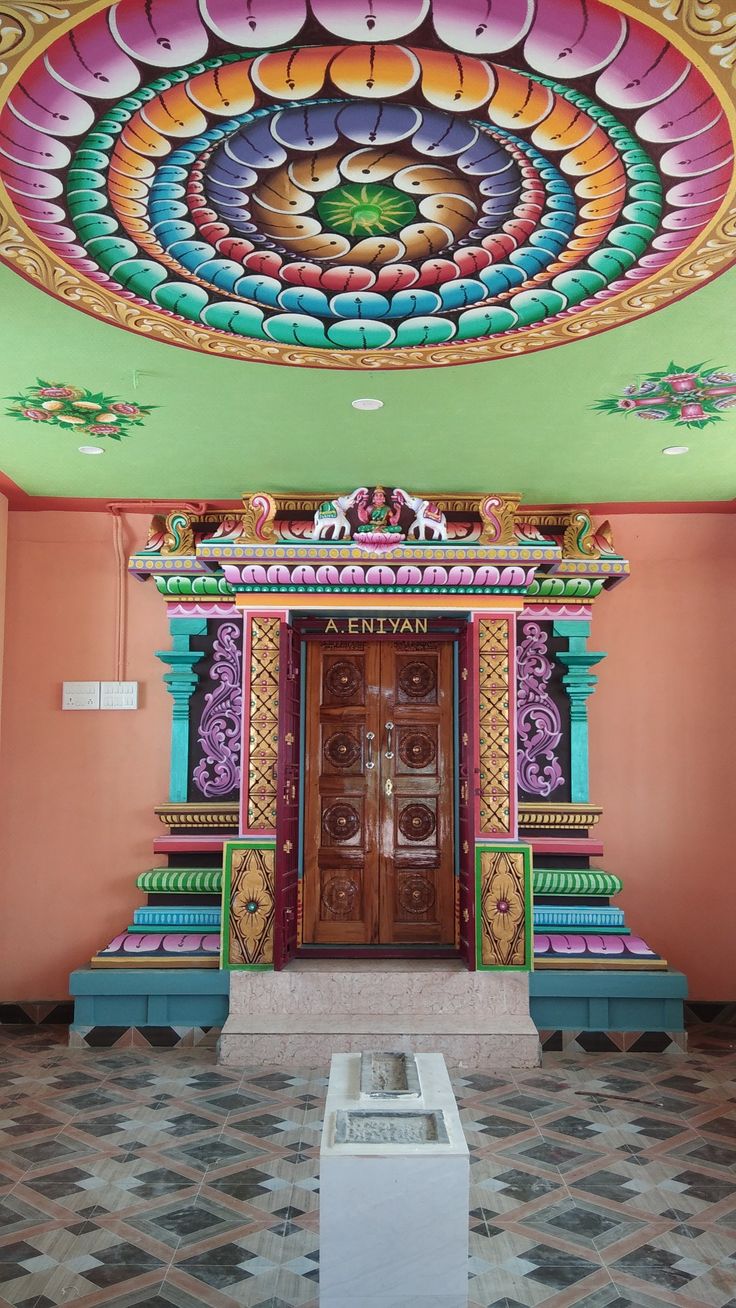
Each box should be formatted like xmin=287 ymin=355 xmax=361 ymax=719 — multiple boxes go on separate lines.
xmin=0 ymin=1024 xmax=733 ymax=1305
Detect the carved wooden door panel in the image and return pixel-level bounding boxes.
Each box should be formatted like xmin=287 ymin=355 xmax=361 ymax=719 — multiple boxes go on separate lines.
xmin=378 ymin=643 xmax=455 ymax=946
xmin=303 ymin=642 xmax=381 ymax=945
xmin=303 ymin=639 xmax=455 ymax=947
xmin=274 ymin=622 xmax=301 ymax=970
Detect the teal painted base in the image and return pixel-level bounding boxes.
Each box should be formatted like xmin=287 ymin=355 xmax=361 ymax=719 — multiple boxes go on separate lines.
xmin=69 ymin=968 xmax=229 ymax=1030
xmin=529 ymin=969 xmax=687 ymax=1032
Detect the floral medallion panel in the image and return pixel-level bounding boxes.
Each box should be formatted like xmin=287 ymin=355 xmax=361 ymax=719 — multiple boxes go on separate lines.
xmin=476 ymin=844 xmax=533 ymax=971
xmin=222 ymin=841 xmax=276 ymax=969
xmin=595 ymin=362 xmax=736 ymax=430
xmin=5 ymin=380 xmax=154 ymax=441
xmin=1 ymin=1 xmax=735 ymax=369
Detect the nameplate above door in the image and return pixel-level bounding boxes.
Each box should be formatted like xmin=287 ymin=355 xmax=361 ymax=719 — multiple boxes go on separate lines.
xmin=304 ymin=617 xmax=465 ymax=637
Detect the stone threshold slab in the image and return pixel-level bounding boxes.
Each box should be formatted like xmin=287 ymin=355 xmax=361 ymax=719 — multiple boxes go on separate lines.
xmin=223 ymin=1014 xmax=539 ymax=1034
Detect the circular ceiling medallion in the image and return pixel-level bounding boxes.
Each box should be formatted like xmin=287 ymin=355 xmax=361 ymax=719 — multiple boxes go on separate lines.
xmin=1 ymin=0 xmax=734 ymax=369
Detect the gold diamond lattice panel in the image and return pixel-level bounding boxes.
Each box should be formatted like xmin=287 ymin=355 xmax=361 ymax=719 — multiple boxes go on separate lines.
xmin=477 ymin=619 xmax=511 ymax=835
xmin=247 ymin=617 xmax=280 ymax=832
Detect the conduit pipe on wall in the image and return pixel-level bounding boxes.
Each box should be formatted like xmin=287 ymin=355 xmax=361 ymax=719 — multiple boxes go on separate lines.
xmin=106 ymin=500 xmax=209 ymax=681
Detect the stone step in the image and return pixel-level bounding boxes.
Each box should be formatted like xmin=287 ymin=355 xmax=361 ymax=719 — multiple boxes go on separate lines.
xmin=228 ymin=962 xmax=531 ymax=1018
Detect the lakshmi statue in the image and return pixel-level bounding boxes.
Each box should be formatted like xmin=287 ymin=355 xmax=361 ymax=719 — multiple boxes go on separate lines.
xmin=355 ymin=487 xmax=404 ymax=536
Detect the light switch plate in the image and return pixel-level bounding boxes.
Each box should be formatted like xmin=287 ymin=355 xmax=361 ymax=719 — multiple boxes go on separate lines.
xmin=100 ymin=680 xmax=139 ymax=710
xmin=62 ymin=681 xmax=100 ymax=710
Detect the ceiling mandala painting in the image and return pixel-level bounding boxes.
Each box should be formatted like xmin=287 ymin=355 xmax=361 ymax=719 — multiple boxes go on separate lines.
xmin=0 ymin=0 xmax=734 ymax=371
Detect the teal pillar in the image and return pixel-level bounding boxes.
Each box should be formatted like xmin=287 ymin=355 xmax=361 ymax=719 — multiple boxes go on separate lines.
xmin=553 ymin=620 xmax=605 ymax=804
xmin=156 ymin=618 xmax=207 ymax=803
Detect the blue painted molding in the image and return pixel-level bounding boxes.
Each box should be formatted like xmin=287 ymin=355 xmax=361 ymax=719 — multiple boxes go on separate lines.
xmin=155 ymin=617 xmax=207 ymax=803
xmin=553 ymin=619 xmax=604 ymax=804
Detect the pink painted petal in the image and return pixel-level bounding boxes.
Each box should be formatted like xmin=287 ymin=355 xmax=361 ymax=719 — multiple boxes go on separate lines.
xmin=662 ymin=202 xmax=722 ymax=230
xmin=584 ymin=935 xmax=625 ymax=955
xmin=547 ymin=934 xmax=586 ymax=954
xmin=312 ymin=0 xmax=428 ymax=40
xmin=596 ymin=27 xmax=689 ymax=108
xmin=525 ymin=0 xmax=626 ymax=78
xmin=110 ymin=0 xmax=208 ymax=68
xmin=625 ymin=935 xmax=657 ymax=956
xmin=636 ymin=68 xmax=722 ymax=142
xmin=0 ymin=161 xmax=62 ymax=199
xmin=432 ymin=0 xmax=533 ymax=54
xmin=652 ymin=229 xmax=697 ymax=251
xmin=9 ymin=65 xmax=94 ymax=136
xmin=0 ymin=106 xmax=70 ymax=169
xmin=666 ymin=166 xmax=732 ymax=207
xmin=200 ymin=0 xmax=306 ymax=47
xmin=660 ymin=129 xmax=733 ymax=177
xmin=45 ymin=8 xmax=140 ymax=98
xmin=12 ymin=197 xmax=66 ymax=224
xmin=533 ymin=934 xmax=551 ymax=953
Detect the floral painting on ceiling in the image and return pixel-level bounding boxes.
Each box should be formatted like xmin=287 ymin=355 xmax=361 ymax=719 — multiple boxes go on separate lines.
xmin=0 ymin=0 xmax=734 ymax=370
xmin=6 ymin=381 xmax=155 ymax=440
xmin=595 ymin=363 xmax=736 ymax=430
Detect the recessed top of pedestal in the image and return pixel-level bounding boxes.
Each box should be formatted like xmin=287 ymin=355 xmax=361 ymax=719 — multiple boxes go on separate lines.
xmin=360 ymin=1051 xmax=421 ymax=1099
xmin=334 ymin=1109 xmax=449 ymax=1146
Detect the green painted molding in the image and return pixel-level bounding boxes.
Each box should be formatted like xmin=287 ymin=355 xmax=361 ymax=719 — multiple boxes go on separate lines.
xmin=154 ymin=575 xmax=234 ymax=595
xmin=553 ymin=620 xmax=605 ymax=804
xmin=155 ymin=617 xmax=207 ymax=803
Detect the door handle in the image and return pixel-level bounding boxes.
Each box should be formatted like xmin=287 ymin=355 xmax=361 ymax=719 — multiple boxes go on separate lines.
xmin=385 ymin=721 xmax=394 ymax=760
xmin=365 ymin=730 xmax=375 ymax=770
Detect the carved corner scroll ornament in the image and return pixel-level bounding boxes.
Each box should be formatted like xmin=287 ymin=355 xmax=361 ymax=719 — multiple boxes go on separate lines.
xmin=241 ymin=494 xmax=277 ymax=544
xmin=562 ymin=512 xmax=600 ymax=561
xmin=479 ymin=495 xmax=522 ymax=546
xmin=162 ymin=511 xmax=195 ymax=556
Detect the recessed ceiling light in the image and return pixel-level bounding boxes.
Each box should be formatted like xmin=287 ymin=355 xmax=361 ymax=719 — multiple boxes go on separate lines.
xmin=78 ymin=445 xmax=105 ymax=455
xmin=352 ymin=397 xmax=383 ymax=410
xmin=662 ymin=445 xmax=689 ymax=456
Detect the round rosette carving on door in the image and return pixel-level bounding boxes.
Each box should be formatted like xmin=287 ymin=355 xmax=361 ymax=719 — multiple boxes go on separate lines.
xmin=321 ymin=875 xmax=358 ymax=919
xmin=322 ymin=802 xmax=361 ymax=842
xmin=398 ymin=660 xmax=437 ymax=702
xmin=323 ymin=730 xmax=360 ymax=770
xmin=398 ymin=803 xmax=436 ymax=842
xmin=398 ymin=729 xmax=437 ymax=771
xmin=324 ymin=660 xmax=362 ymax=701
xmin=398 ymin=875 xmax=437 ymax=916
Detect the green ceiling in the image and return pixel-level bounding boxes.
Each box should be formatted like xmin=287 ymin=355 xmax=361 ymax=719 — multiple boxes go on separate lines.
xmin=1 ymin=258 xmax=735 ymax=503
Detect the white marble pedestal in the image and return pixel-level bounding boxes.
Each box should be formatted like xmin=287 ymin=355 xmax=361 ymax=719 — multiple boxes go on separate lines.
xmin=319 ymin=1052 xmax=469 ymax=1308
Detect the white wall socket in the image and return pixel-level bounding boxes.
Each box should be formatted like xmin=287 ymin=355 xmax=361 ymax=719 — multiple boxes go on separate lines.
xmin=100 ymin=681 xmax=139 ymax=710
xmin=62 ymin=681 xmax=100 ymax=710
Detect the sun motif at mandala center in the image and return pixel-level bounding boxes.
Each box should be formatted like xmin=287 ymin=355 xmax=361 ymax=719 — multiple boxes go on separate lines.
xmin=317 ymin=182 xmax=418 ymax=236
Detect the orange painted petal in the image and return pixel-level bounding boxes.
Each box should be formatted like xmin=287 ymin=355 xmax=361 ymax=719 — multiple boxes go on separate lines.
xmin=187 ymin=63 xmax=256 ymax=116
xmin=334 ymin=236 xmax=406 ymax=265
xmin=414 ymin=48 xmax=494 ymax=111
xmin=563 ymin=126 xmax=620 ymax=176
xmin=488 ymin=65 xmax=553 ymax=130
xmin=329 ymin=44 xmax=419 ymax=97
xmin=109 ymin=142 xmax=155 ymax=179
xmin=252 ymin=167 xmax=315 ymax=214
xmin=289 ymin=151 xmax=343 ymax=192
xmin=401 ymin=220 xmax=454 ymax=257
xmin=574 ymin=163 xmax=626 ymax=200
xmin=141 ymin=85 xmax=208 ymax=138
xmin=531 ymin=100 xmax=596 ymax=152
xmin=120 ymin=117 xmax=170 ymax=158
xmin=251 ymin=46 xmax=335 ymax=98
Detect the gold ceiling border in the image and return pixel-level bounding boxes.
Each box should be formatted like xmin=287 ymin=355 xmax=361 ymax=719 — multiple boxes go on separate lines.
xmin=1 ymin=0 xmax=736 ymax=370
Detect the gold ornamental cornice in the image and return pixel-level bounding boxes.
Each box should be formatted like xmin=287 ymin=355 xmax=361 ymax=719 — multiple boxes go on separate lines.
xmin=519 ymin=803 xmax=603 ymax=829
xmin=155 ymin=802 xmax=239 ymax=830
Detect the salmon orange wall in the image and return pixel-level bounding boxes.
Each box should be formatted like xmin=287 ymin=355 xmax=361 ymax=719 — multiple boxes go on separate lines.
xmin=588 ymin=512 xmax=736 ymax=1000
xmin=0 ymin=509 xmax=733 ymax=1000
xmin=0 ymin=511 xmax=169 ymax=1000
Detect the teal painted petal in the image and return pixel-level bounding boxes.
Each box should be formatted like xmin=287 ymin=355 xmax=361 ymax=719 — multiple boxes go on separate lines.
xmin=551 ymin=269 xmax=606 ymax=305
xmin=148 ymin=200 xmax=189 ymax=222
xmin=393 ymin=317 xmax=455 ymax=346
xmin=438 ymin=280 xmax=485 ymax=311
xmin=588 ymin=246 xmax=637 ymax=276
xmin=152 ymin=281 xmax=209 ymax=321
xmin=278 ymin=286 xmax=332 ymax=315
xmin=85 ymin=235 xmax=139 ymax=271
xmin=326 ymin=319 xmax=395 ymax=348
xmin=329 ymin=291 xmax=391 ymax=319
xmin=67 ymin=189 xmax=108 ymax=215
xmin=235 ymin=274 xmax=282 ymax=307
xmin=66 ymin=168 xmax=107 ymax=190
xmin=167 ymin=240 xmax=216 ymax=273
xmin=264 ymin=313 xmax=328 ymax=346
xmin=608 ymin=224 xmax=653 ymax=257
xmin=150 ymin=219 xmax=196 ymax=244
xmin=509 ymin=288 xmax=566 ymax=324
xmin=529 ymin=229 xmax=568 ymax=255
xmin=387 ymin=289 xmax=442 ymax=317
xmin=156 ymin=166 xmax=189 ymax=184
xmin=628 ymin=163 xmax=660 ymax=183
xmin=83 ymin=133 xmax=116 ymax=151
xmin=73 ymin=213 xmax=119 ymax=239
xmin=195 ymin=259 xmax=243 ymax=292
xmin=72 ymin=149 xmax=110 ymax=171
xmin=479 ymin=264 xmax=525 ymax=295
xmin=456 ymin=305 xmax=517 ymax=338
xmin=113 ymin=260 xmax=168 ymax=295
xmin=203 ymin=302 xmax=267 ymax=338
xmin=630 ymin=182 xmax=663 ymax=202
xmin=622 ymin=201 xmax=660 ymax=227
xmin=509 ymin=247 xmax=551 ymax=276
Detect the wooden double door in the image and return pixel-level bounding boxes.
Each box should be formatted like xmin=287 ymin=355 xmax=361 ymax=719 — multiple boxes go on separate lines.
xmin=303 ymin=639 xmax=455 ymax=947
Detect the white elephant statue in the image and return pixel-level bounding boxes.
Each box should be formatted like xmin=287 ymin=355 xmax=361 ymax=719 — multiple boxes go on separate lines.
xmin=392 ymin=488 xmax=448 ymax=541
xmin=312 ymin=487 xmax=369 ymax=540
